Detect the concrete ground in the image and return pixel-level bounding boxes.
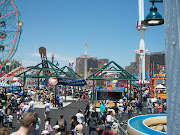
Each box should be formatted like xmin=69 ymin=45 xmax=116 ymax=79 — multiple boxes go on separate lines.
xmin=10 ymin=96 xmax=126 ymax=135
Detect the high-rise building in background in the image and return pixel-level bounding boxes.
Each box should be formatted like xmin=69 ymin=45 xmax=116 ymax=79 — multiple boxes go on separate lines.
xmin=76 ymin=56 xmax=109 ymax=78
xmin=98 ymin=59 xmax=109 ymax=69
xmin=125 ymin=51 xmax=165 ymax=79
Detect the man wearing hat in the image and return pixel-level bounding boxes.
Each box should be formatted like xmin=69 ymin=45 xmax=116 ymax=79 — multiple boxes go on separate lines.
xmin=75 ymin=109 xmax=84 ymax=124
xmin=111 ymin=123 xmax=120 ymax=135
xmin=53 ymin=125 xmax=61 ymax=135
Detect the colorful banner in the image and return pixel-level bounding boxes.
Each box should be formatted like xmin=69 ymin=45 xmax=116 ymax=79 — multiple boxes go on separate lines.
xmin=58 ymin=79 xmax=86 ymax=86
xmin=95 ymin=87 xmax=125 ymax=92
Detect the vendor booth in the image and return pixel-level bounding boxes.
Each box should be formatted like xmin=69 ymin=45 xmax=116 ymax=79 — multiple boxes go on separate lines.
xmin=9 ymin=81 xmax=22 ymax=93
xmin=95 ymin=86 xmax=125 ymax=100
xmin=87 ymin=61 xmax=138 ymax=104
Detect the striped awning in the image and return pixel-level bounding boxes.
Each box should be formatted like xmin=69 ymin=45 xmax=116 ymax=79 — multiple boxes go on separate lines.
xmin=0 ymin=81 xmax=10 ymax=87
xmin=10 ymin=82 xmax=22 ymax=87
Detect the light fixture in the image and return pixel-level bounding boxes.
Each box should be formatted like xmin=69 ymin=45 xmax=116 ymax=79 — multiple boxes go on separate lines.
xmin=18 ymin=21 xmax=24 ymax=27
xmin=143 ymin=2 xmax=164 ymax=26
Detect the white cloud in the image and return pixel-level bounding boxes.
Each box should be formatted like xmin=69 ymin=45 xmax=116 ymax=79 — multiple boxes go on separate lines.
xmin=30 ymin=52 xmax=73 ymax=62
xmin=22 ymin=60 xmax=39 ymax=67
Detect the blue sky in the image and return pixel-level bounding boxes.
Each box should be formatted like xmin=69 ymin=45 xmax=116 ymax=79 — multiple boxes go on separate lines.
xmin=13 ymin=0 xmax=165 ymax=68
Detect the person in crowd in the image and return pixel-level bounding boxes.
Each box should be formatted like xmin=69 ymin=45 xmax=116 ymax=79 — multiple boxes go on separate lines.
xmin=56 ymin=113 xmax=67 ymax=134
xmin=88 ymin=90 xmax=91 ymax=101
xmin=74 ymin=121 xmax=83 ymax=135
xmin=44 ymin=100 xmax=50 ymax=117
xmin=29 ymin=98 xmax=35 ymax=113
xmin=111 ymin=123 xmax=120 ymax=135
xmin=44 ymin=116 xmax=53 ymax=135
xmin=85 ymin=102 xmax=90 ymax=126
xmin=53 ymin=125 xmax=61 ymax=135
xmin=83 ymin=92 xmax=85 ymax=100
xmin=7 ymin=112 xmax=13 ymax=129
xmin=22 ymin=102 xmax=30 ymax=116
xmin=99 ymin=111 xmax=107 ymax=124
xmin=58 ymin=94 xmax=63 ymax=110
xmin=157 ymin=97 xmax=162 ymax=104
xmin=163 ymin=100 xmax=166 ymax=112
xmin=20 ymin=101 xmax=25 ymax=119
xmin=31 ymin=112 xmax=41 ymax=135
xmin=0 ymin=105 xmax=5 ymax=126
xmin=76 ymin=109 xmax=84 ymax=124
xmin=11 ymin=113 xmax=38 ymax=135
xmin=88 ymin=111 xmax=98 ymax=135
xmin=93 ymin=107 xmax=99 ymax=122
xmin=157 ymin=103 xmax=163 ymax=114
xmin=79 ymin=90 xmax=83 ymax=102
xmin=17 ymin=109 xmax=20 ymax=123
xmin=112 ymin=102 xmax=119 ymax=117
xmin=119 ymin=99 xmax=123 ymax=107
xmin=0 ymin=127 xmax=10 ymax=135
xmin=6 ymin=98 xmax=11 ymax=116
xmin=96 ymin=120 xmax=105 ymax=135
xmin=136 ymin=92 xmax=140 ymax=101
xmin=11 ymin=97 xmax=17 ymax=113
xmin=136 ymin=101 xmax=143 ymax=115
xmin=127 ymin=103 xmax=133 ymax=120
xmin=147 ymin=99 xmax=154 ymax=113
xmin=106 ymin=111 xmax=118 ymax=124
xmin=118 ymin=104 xmax=124 ymax=118
xmin=69 ymin=115 xmax=77 ymax=135
xmin=100 ymin=101 xmax=106 ymax=116
xmin=102 ymin=124 xmax=114 ymax=135
xmin=105 ymin=99 xmax=109 ymax=110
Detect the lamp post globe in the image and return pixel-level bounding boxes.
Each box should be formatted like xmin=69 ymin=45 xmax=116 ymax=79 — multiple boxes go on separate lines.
xmin=143 ymin=3 xmax=164 ymax=26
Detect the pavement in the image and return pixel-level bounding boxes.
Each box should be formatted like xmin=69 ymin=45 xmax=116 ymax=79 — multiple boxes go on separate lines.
xmin=9 ymin=96 xmax=126 ymax=135
xmin=9 ymin=97 xmax=167 ymax=135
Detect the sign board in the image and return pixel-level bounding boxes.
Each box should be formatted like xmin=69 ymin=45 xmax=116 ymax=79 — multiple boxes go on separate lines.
xmin=157 ymin=93 xmax=167 ymax=99
xmin=95 ymin=87 xmax=125 ymax=92
xmin=49 ymin=77 xmax=58 ymax=85
xmin=58 ymin=79 xmax=86 ymax=86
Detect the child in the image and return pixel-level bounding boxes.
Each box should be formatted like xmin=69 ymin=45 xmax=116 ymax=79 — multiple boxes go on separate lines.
xmin=8 ymin=113 xmax=13 ymax=129
xmin=16 ymin=109 xmax=20 ymax=123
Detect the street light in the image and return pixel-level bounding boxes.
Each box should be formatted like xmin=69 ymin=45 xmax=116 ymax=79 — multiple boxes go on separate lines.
xmin=143 ymin=0 xmax=164 ymax=26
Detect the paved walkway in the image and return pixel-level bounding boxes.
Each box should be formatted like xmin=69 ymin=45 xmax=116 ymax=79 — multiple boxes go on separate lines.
xmin=10 ymin=96 xmax=126 ymax=135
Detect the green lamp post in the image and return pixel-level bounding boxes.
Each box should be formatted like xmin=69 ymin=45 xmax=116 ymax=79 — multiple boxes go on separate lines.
xmin=143 ymin=0 xmax=164 ymax=26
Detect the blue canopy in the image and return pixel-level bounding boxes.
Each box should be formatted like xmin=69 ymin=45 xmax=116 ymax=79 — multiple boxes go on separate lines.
xmin=10 ymin=82 xmax=22 ymax=87
xmin=0 ymin=81 xmax=9 ymax=87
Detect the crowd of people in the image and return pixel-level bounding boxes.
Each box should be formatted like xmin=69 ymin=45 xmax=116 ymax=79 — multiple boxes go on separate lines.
xmin=0 ymin=86 xmax=167 ymax=135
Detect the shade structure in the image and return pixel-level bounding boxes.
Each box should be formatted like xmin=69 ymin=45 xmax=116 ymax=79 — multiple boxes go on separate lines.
xmin=10 ymin=81 xmax=22 ymax=87
xmin=155 ymin=84 xmax=166 ymax=89
xmin=0 ymin=81 xmax=9 ymax=87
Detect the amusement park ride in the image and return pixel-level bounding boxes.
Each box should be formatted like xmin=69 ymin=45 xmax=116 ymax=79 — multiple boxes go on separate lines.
xmin=0 ymin=0 xmax=23 ymax=82
xmin=39 ymin=47 xmax=50 ymax=74
xmin=0 ymin=0 xmax=23 ymax=69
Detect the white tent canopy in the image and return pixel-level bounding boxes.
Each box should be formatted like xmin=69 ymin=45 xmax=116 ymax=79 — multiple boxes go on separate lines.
xmin=0 ymin=81 xmax=9 ymax=87
xmin=10 ymin=82 xmax=22 ymax=87
xmin=155 ymin=84 xmax=166 ymax=89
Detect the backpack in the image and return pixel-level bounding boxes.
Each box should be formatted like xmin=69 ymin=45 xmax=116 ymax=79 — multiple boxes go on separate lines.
xmin=58 ymin=119 xmax=65 ymax=130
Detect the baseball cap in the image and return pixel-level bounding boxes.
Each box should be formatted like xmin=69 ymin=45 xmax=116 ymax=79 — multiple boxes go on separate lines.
xmin=53 ymin=125 xmax=60 ymax=129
